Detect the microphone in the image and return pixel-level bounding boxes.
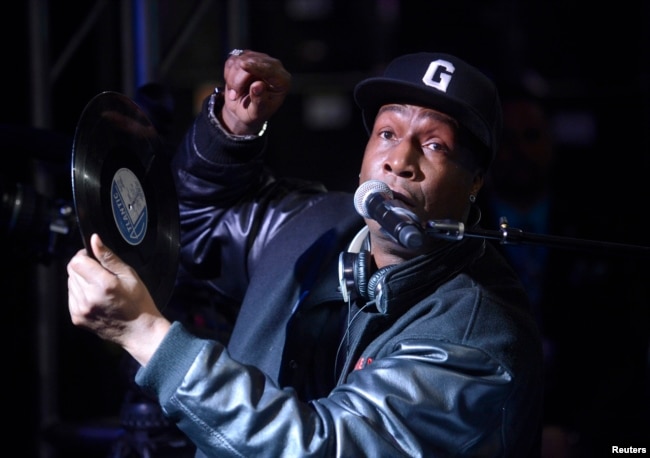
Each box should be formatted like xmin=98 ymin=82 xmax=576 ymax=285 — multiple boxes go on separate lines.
xmin=354 ymin=180 xmax=424 ymax=249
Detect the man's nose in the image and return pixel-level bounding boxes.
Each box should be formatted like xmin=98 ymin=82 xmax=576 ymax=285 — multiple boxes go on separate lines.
xmin=383 ymin=140 xmax=419 ymax=178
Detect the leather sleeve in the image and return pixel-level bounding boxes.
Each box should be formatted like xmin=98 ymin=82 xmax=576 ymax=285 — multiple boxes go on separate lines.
xmin=137 ymin=323 xmax=526 ymax=458
xmin=171 ymin=96 xmax=326 ymax=303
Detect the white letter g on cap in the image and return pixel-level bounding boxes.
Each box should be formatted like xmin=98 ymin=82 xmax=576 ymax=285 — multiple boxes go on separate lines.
xmin=422 ymin=59 xmax=455 ymax=93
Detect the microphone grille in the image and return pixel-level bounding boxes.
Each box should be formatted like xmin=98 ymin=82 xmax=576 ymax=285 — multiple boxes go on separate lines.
xmin=353 ymin=180 xmax=393 ymax=218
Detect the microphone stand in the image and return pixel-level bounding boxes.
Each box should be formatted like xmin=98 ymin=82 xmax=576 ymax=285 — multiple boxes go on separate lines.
xmin=425 ymin=217 xmax=650 ymax=258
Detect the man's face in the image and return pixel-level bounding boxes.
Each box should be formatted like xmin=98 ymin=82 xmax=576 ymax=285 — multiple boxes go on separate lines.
xmin=359 ymin=104 xmax=483 ymax=240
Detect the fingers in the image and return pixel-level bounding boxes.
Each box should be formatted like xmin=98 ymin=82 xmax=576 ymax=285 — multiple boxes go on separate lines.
xmin=219 ymin=50 xmax=292 ymax=137
xmin=67 ymin=241 xmax=107 ymax=282
xmin=67 ymin=238 xmax=112 ymax=328
xmin=224 ymin=50 xmax=291 ymax=101
xmin=90 ymin=233 xmax=114 ymax=269
xmin=90 ymin=233 xmax=136 ymax=280
xmin=67 ymin=270 xmax=91 ymax=326
xmin=222 ymin=50 xmax=291 ymax=130
xmin=67 ymin=233 xmax=132 ymax=290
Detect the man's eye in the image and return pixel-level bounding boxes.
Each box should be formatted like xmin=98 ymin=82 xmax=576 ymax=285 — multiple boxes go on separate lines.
xmin=424 ymin=142 xmax=446 ymax=152
xmin=379 ymin=130 xmax=395 ymax=140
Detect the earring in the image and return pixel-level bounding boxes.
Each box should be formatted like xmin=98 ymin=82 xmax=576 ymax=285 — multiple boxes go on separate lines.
xmin=469 ymin=194 xmax=476 ymax=203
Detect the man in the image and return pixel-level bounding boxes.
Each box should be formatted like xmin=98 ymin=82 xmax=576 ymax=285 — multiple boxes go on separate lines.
xmin=68 ymin=50 xmax=543 ymax=457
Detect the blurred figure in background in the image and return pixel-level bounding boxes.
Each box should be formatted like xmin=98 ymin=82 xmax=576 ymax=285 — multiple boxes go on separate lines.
xmin=480 ymin=81 xmax=556 ymax=327
xmin=478 ymin=77 xmax=649 ymax=457
xmin=478 ymin=81 xmax=571 ymax=457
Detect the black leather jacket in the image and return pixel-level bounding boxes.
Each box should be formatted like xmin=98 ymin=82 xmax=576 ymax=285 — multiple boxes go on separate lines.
xmin=135 ymin=94 xmax=543 ymax=457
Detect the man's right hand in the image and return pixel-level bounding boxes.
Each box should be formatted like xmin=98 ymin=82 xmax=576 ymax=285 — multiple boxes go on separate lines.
xmin=67 ymin=233 xmax=171 ymax=366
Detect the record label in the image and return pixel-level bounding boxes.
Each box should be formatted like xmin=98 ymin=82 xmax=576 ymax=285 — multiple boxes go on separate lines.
xmin=111 ymin=167 xmax=148 ymax=245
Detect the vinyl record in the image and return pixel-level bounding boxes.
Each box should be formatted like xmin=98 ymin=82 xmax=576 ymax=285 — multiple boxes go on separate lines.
xmin=71 ymin=91 xmax=180 ymax=308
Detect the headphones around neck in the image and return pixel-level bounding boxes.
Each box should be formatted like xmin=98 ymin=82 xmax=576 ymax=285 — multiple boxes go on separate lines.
xmin=338 ymin=227 xmax=396 ymax=312
xmin=338 ymin=249 xmax=395 ymax=312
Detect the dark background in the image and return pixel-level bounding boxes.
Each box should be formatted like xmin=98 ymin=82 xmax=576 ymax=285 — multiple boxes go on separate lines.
xmin=1 ymin=1 xmax=648 ymax=457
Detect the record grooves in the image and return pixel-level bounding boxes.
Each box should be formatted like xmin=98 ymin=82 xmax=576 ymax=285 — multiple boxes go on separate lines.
xmin=71 ymin=91 xmax=180 ymax=308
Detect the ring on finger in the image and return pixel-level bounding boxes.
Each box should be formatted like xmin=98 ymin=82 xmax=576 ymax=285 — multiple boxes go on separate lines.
xmin=229 ymin=49 xmax=244 ymax=57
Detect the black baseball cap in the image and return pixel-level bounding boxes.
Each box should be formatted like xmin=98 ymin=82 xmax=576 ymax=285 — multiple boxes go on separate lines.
xmin=354 ymin=52 xmax=502 ymax=170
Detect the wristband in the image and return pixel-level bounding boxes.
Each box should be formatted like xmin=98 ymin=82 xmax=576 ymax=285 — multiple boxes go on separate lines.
xmin=208 ymin=88 xmax=268 ymax=139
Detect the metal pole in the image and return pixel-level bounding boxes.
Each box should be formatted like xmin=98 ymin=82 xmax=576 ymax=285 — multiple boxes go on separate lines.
xmin=28 ymin=0 xmax=50 ymax=129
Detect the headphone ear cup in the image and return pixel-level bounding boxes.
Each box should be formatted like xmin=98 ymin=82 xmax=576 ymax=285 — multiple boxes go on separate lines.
xmin=366 ymin=265 xmax=395 ymax=304
xmin=339 ymin=250 xmax=393 ymax=305
xmin=354 ymin=251 xmax=371 ymax=299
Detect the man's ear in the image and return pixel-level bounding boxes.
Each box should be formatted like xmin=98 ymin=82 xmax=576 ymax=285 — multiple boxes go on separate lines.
xmin=471 ymin=172 xmax=484 ymax=196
